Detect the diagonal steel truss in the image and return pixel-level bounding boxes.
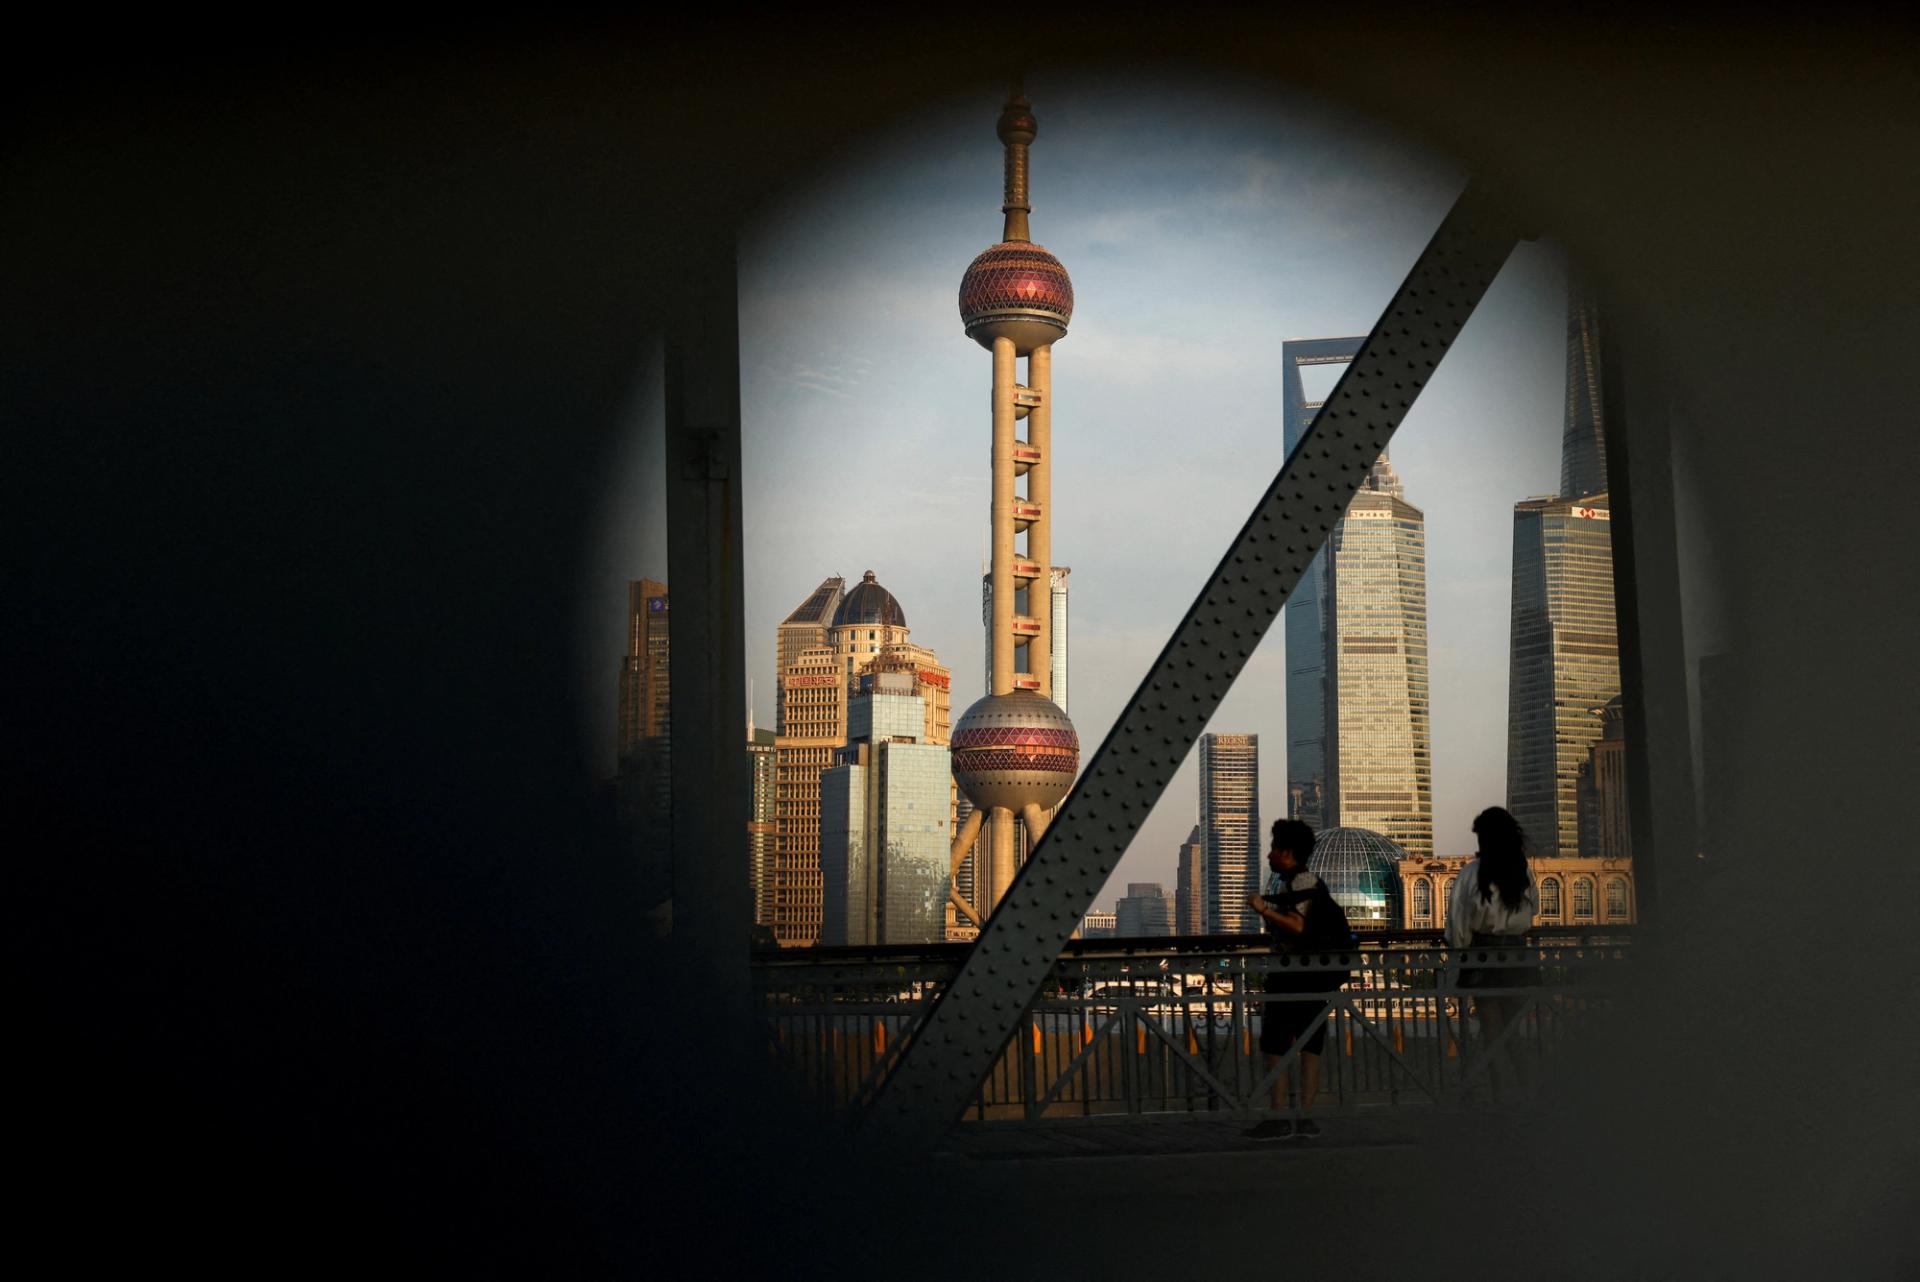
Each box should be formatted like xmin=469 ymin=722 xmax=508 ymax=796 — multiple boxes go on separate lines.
xmin=866 ymin=184 xmax=1525 ymax=1146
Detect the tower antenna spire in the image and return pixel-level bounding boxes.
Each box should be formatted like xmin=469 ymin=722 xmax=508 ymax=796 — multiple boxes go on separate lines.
xmin=996 ymin=81 xmax=1037 ymax=243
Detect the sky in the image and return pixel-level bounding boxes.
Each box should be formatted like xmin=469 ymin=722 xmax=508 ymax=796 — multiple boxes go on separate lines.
xmin=589 ymin=70 xmax=1571 ymax=912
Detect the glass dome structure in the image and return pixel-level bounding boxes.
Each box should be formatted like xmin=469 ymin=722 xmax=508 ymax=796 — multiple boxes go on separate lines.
xmin=1310 ymin=827 xmax=1407 ymax=931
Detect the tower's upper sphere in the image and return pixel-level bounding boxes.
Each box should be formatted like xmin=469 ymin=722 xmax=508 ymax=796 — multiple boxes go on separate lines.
xmin=958 ymin=243 xmax=1074 ymax=354
xmin=951 ymin=691 xmax=1079 ymax=813
xmin=996 ymin=97 xmax=1037 ymax=146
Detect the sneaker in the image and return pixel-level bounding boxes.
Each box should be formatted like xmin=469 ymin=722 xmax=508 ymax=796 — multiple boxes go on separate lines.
xmin=1294 ymin=1118 xmax=1322 ymax=1139
xmin=1241 ymin=1119 xmax=1294 ymax=1141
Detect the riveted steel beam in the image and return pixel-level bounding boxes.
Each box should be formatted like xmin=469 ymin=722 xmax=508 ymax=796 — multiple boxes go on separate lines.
xmin=865 ymin=185 xmax=1525 ymax=1146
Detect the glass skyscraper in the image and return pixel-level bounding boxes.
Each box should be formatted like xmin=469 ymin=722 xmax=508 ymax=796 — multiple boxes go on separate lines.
xmin=1507 ymin=495 xmax=1619 ymax=857
xmin=1282 ymin=338 xmax=1364 ymax=831
xmin=1200 ymin=733 xmax=1260 ymax=934
xmin=1281 ymin=338 xmax=1433 ymax=860
xmin=1506 ymin=284 xmax=1621 ymax=858
xmin=818 ymin=686 xmax=951 ymax=946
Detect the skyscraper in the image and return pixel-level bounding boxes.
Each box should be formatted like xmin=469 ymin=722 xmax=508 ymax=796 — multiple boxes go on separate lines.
xmin=818 ymin=677 xmax=952 ymax=946
xmin=1325 ymin=453 xmax=1434 ymax=861
xmin=949 ymin=86 xmax=1080 ymax=926
xmin=1115 ymin=883 xmax=1175 ymax=938
xmin=771 ymin=570 xmax=939 ymax=946
xmin=1200 ymin=733 xmax=1260 ymax=934
xmin=1507 ymin=286 xmax=1621 ymax=858
xmin=775 ymin=576 xmax=845 ymax=735
xmin=1282 ymin=336 xmax=1434 ymax=860
xmin=747 ymin=727 xmax=777 ymax=933
xmin=1560 ymin=285 xmax=1607 ymax=502
xmin=1282 ymin=338 xmax=1364 ymax=831
xmin=616 ymin=579 xmax=672 ymax=913
xmin=1174 ymin=824 xmax=1204 ymax=936
xmin=618 ymin=578 xmax=670 ymax=763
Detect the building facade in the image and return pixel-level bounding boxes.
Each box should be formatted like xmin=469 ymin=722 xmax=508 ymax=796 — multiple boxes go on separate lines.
xmin=1174 ymin=824 xmax=1204 ymax=936
xmin=1077 ymin=909 xmax=1116 ymax=940
xmin=1282 ymin=337 xmax=1365 ymax=831
xmin=818 ymin=684 xmax=951 ymax=946
xmin=1576 ymin=694 xmax=1631 ymax=861
xmin=1398 ymin=852 xmax=1636 ymax=930
xmin=618 ymin=578 xmax=670 ymax=762
xmin=1325 ymin=454 xmax=1434 ymax=861
xmin=775 ymin=576 xmax=844 ymax=735
xmin=1115 ymin=883 xmax=1175 ymax=938
xmin=1506 ymin=494 xmax=1620 ymax=858
xmin=1507 ymin=284 xmax=1623 ymax=859
xmin=769 ymin=572 xmax=949 ymax=946
xmin=1200 ymin=733 xmax=1260 ymax=934
xmin=747 ymin=727 xmax=777 ymax=933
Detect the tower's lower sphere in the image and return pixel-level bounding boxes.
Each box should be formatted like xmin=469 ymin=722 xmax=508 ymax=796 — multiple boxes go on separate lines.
xmin=951 ymin=691 xmax=1079 ymax=813
xmin=958 ymin=242 xmax=1074 ymax=354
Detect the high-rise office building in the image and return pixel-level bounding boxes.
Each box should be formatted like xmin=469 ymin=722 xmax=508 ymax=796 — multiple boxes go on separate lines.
xmin=1174 ymin=824 xmax=1204 ymax=936
xmin=1325 ymin=453 xmax=1434 ymax=861
xmin=1115 ymin=882 xmax=1175 ymax=938
xmin=775 ymin=576 xmax=845 ymax=735
xmin=1507 ymin=285 xmax=1622 ymax=859
xmin=1200 ymin=733 xmax=1260 ymax=934
xmin=1576 ymin=694 xmax=1631 ymax=861
xmin=771 ymin=571 xmax=948 ymax=946
xmin=949 ymin=86 xmax=1081 ymax=926
xmin=747 ymin=727 xmax=777 ymax=932
xmin=1282 ymin=338 xmax=1365 ymax=831
xmin=1507 ymin=493 xmax=1618 ymax=857
xmin=1077 ymin=908 xmax=1116 ymax=940
xmin=616 ymin=579 xmax=672 ymax=912
xmin=1560 ymin=286 xmax=1607 ymax=502
xmin=818 ymin=680 xmax=952 ymax=946
xmin=618 ymin=579 xmax=671 ymax=763
xmin=1281 ymin=339 xmax=1432 ymax=859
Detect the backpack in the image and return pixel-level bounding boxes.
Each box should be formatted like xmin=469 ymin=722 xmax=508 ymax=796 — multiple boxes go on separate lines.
xmin=1269 ymin=877 xmax=1356 ymax=989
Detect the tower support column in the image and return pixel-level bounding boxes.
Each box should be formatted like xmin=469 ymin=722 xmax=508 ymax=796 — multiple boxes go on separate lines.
xmin=991 ymin=336 xmax=1016 ymax=697
xmin=1028 ymin=343 xmax=1052 ymax=700
xmin=989 ymin=806 xmax=1016 ymax=911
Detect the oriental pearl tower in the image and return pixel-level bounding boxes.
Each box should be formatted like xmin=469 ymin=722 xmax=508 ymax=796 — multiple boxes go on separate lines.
xmin=948 ymin=85 xmax=1081 ymax=923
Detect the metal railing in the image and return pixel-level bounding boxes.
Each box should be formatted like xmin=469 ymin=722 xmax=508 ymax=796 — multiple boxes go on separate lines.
xmin=753 ymin=931 xmax=1629 ymax=1123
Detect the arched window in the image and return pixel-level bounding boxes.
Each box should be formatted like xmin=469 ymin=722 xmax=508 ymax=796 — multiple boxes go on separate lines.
xmin=1605 ymin=877 xmax=1629 ymax=921
xmin=1442 ymin=876 xmax=1456 ymax=911
xmin=1412 ymin=877 xmax=1433 ymax=923
xmin=1572 ymin=876 xmax=1596 ymax=921
xmin=1539 ymin=876 xmax=1563 ymax=921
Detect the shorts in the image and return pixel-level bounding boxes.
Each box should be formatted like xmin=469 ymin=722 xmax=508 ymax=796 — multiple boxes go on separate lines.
xmin=1259 ymin=971 xmax=1332 ymax=1056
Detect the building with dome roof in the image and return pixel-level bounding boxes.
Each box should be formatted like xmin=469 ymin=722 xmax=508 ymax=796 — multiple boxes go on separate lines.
xmin=766 ymin=570 xmax=951 ymax=947
xmin=830 ymin=570 xmax=911 ymax=677
xmin=1310 ymin=826 xmax=1408 ymax=932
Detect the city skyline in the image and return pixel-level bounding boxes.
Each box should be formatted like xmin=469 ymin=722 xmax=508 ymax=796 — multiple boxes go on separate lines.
xmin=589 ymin=73 xmax=1569 ymax=903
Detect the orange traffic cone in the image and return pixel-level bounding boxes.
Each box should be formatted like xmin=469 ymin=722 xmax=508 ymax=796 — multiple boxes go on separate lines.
xmin=873 ymin=1019 xmax=887 ymax=1055
xmin=1187 ymin=1027 xmax=1199 ymax=1056
xmin=1032 ymin=1021 xmax=1043 ymax=1055
xmin=1082 ymin=1018 xmax=1094 ymax=1047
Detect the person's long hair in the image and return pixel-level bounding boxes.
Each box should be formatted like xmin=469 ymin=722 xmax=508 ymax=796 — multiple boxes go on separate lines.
xmin=1471 ymin=806 xmax=1531 ymax=911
